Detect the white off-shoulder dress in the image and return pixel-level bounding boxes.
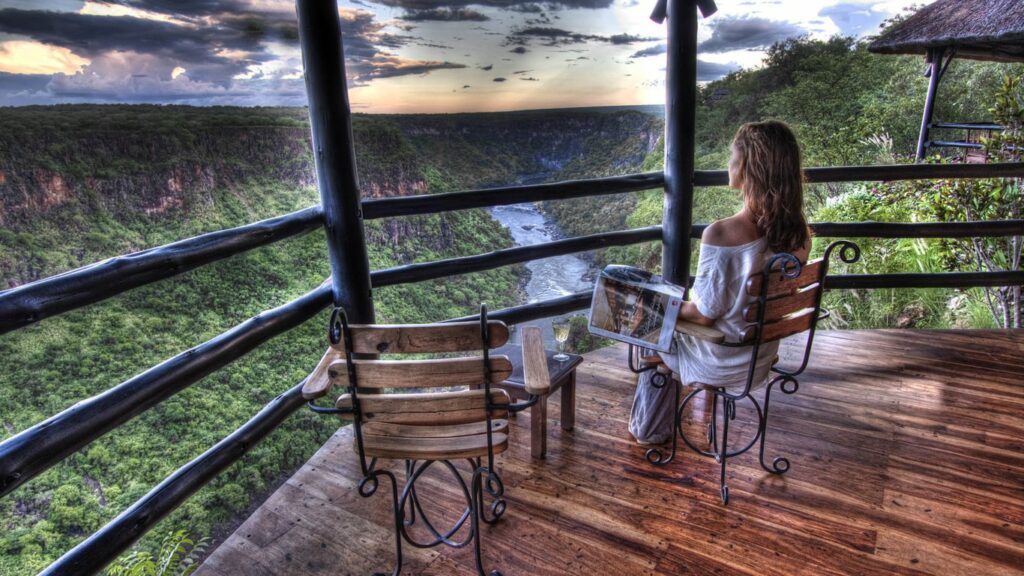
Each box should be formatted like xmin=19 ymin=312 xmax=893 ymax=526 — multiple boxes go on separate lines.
xmin=660 ymin=237 xmax=779 ymax=391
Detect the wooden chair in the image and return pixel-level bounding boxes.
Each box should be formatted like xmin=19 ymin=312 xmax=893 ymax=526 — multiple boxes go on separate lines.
xmin=302 ymin=305 xmax=550 ymax=576
xmin=643 ymin=240 xmax=860 ymax=505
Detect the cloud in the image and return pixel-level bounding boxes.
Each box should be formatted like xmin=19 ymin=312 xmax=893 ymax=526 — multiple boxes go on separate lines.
xmin=507 ymin=26 xmax=601 ymax=46
xmin=698 ymin=16 xmax=805 ymax=53
xmin=507 ymin=26 xmax=659 ymax=49
xmin=510 ymin=46 xmax=527 ymax=54
xmin=0 ymin=7 xmax=279 ymax=83
xmin=608 ymin=33 xmax=657 ymax=45
xmin=0 ymin=4 xmax=468 ymax=104
xmin=507 ymin=3 xmax=544 ymax=12
xmin=0 ymin=71 xmax=51 ymax=93
xmin=697 ymin=59 xmax=737 ymax=81
xmin=400 ymin=8 xmax=490 ymax=22
xmin=368 ymin=1 xmax=613 ymax=10
xmin=630 ymin=44 xmax=665 ymax=58
xmin=520 ymin=76 xmax=539 ymax=81
xmin=819 ymin=2 xmax=891 ymax=38
xmin=46 ymin=51 xmax=234 ymax=100
xmin=493 ymin=76 xmax=506 ymax=82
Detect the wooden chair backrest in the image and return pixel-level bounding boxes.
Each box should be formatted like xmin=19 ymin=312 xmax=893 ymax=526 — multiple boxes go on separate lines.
xmin=741 ymin=257 xmax=825 ymax=344
xmin=329 ymin=321 xmax=509 ymax=354
xmin=327 ymin=320 xmax=512 ymax=424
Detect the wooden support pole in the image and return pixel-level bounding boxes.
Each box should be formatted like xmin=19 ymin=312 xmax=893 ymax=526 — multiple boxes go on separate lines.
xmin=297 ymin=0 xmax=374 ymax=323
xmin=916 ymin=47 xmax=946 ymax=162
xmin=660 ymin=0 xmax=701 ymax=287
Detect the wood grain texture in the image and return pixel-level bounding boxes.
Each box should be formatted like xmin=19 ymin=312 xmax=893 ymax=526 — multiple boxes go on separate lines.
xmin=521 ymin=327 xmax=551 ymax=395
xmin=743 ymin=284 xmax=819 ymax=323
xmin=359 ymin=430 xmax=509 ymax=460
xmin=742 ymin=308 xmax=816 ymax=343
xmin=302 ymin=348 xmax=342 ymax=399
xmin=676 ymin=320 xmax=726 ymax=343
xmin=746 ymin=258 xmax=823 ymax=298
xmin=335 ymin=389 xmax=510 ymax=425
xmin=361 ymin=419 xmax=509 ymax=439
xmin=329 ymin=322 xmax=509 ymax=354
xmin=327 ymin=356 xmax=513 ymax=389
xmin=198 ymin=330 xmax=1024 ymax=576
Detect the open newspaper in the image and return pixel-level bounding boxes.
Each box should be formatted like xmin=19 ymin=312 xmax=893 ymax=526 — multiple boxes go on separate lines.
xmin=588 ymin=265 xmax=684 ymax=354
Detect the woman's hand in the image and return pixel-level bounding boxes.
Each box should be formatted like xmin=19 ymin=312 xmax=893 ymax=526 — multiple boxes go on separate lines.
xmin=679 ymin=301 xmax=716 ymax=326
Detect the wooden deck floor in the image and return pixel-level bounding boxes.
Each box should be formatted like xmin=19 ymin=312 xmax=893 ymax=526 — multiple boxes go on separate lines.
xmin=196 ymin=330 xmax=1024 ymax=576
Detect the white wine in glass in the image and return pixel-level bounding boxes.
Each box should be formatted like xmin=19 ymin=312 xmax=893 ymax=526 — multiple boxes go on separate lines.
xmin=552 ymin=318 xmax=570 ymax=361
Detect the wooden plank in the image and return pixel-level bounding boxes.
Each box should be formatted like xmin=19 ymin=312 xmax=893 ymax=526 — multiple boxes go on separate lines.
xmin=336 ymin=389 xmax=511 ymax=425
xmin=361 ymin=419 xmax=509 ymax=439
xmin=302 ymin=348 xmax=341 ymax=400
xmin=327 ymin=356 xmax=513 ymax=389
xmin=521 ymin=327 xmax=551 ymax=395
xmin=361 ymin=431 xmax=508 ymax=460
xmin=675 ymin=320 xmax=726 ymax=343
xmin=746 ymin=259 xmax=823 ymax=298
xmin=743 ymin=283 xmax=819 ymax=323
xmin=330 ymin=321 xmax=509 ymax=354
xmin=742 ymin=308 xmax=815 ymax=343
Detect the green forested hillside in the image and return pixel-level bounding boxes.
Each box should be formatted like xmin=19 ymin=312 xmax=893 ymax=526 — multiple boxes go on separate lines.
xmin=0 ymin=105 xmax=661 ymax=574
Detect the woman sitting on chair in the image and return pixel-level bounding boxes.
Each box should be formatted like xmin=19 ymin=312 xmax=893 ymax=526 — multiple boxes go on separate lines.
xmin=659 ymin=119 xmax=811 ymax=389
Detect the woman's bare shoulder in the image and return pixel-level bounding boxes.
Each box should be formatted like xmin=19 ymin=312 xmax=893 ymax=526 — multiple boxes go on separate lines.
xmin=701 ymin=215 xmax=760 ymax=247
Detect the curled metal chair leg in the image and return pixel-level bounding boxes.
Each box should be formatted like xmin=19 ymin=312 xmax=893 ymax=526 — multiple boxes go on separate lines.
xmin=759 ymin=375 xmax=799 ymax=474
xmin=471 ymin=465 xmax=503 ymax=576
xmin=358 ymin=467 xmax=403 ymax=576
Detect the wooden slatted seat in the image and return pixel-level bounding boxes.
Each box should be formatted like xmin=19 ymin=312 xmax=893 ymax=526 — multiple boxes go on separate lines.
xmin=302 ymin=305 xmax=549 ymax=576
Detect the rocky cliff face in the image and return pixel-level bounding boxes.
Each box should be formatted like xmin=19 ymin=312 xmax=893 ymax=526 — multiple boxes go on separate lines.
xmin=0 ymin=106 xmax=661 ymax=284
xmin=392 ymin=109 xmax=663 ymax=188
xmin=0 ymin=126 xmax=317 ymax=227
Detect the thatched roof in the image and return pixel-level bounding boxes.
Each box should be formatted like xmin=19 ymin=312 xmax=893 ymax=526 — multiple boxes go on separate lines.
xmin=868 ymin=0 xmax=1024 ymax=63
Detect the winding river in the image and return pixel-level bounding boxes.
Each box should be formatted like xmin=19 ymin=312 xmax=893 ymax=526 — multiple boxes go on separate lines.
xmin=489 ymin=202 xmax=595 ymax=344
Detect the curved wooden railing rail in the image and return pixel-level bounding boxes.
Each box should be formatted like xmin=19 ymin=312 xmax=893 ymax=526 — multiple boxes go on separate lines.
xmin=0 ymin=206 xmax=325 ymax=335
xmin=2 ymin=161 xmax=1023 ymax=575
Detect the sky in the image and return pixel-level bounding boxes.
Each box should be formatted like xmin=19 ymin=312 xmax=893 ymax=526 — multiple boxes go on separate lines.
xmin=0 ymin=0 xmax=934 ymax=112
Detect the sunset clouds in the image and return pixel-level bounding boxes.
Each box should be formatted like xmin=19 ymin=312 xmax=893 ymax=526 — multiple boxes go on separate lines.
xmin=0 ymin=0 xmax=932 ymax=111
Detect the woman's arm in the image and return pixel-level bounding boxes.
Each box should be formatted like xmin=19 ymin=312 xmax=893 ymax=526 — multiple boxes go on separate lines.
xmin=679 ymin=300 xmax=716 ymax=326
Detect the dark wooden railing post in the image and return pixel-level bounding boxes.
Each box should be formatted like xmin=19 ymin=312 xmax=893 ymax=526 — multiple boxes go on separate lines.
xmin=658 ymin=0 xmax=714 ymax=287
xmin=916 ymin=47 xmax=946 ymax=162
xmin=296 ymin=0 xmax=375 ymax=323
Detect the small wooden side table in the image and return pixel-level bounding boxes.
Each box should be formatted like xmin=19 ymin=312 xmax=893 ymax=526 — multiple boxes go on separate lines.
xmin=493 ymin=343 xmax=583 ymax=459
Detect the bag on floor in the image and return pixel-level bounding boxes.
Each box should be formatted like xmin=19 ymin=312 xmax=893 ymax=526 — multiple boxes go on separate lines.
xmin=628 ymin=350 xmax=676 ymax=445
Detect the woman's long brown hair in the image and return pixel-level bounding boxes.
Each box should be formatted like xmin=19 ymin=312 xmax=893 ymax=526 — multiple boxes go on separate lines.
xmin=732 ymin=120 xmax=809 ymax=254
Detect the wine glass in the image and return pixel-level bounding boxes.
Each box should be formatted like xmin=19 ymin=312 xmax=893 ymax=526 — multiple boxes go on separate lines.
xmin=552 ymin=318 xmax=571 ymax=361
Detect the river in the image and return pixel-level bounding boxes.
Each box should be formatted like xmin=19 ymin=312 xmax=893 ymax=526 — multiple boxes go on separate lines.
xmin=489 ymin=202 xmax=595 ymax=345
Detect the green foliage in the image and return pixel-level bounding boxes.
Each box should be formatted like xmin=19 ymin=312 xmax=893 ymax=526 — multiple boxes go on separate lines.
xmin=107 ymin=530 xmax=209 ymax=576
xmin=565 ymin=314 xmax=613 ymax=354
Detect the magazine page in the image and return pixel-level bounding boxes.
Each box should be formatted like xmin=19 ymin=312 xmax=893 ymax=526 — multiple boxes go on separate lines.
xmin=588 ymin=266 xmax=684 ymax=353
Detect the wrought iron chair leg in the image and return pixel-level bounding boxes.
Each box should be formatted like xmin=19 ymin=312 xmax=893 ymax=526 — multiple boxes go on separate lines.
xmin=718 ymin=397 xmax=734 ymax=505
xmin=709 ymin=392 xmax=719 ymax=460
xmin=403 ymin=460 xmax=419 ymax=527
xmin=470 ymin=465 xmax=502 ymax=576
xmin=759 ymin=376 xmax=798 ymax=474
xmin=360 ymin=470 xmax=404 ymax=576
